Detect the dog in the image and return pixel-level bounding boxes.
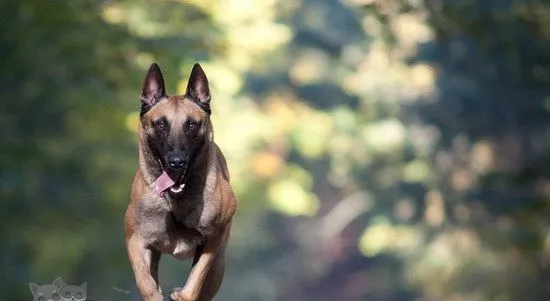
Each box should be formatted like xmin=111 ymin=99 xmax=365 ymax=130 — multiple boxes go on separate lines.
xmin=125 ymin=63 xmax=237 ymax=301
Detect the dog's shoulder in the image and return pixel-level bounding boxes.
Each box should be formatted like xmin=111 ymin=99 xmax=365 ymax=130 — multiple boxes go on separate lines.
xmin=126 ymin=170 xmax=171 ymax=229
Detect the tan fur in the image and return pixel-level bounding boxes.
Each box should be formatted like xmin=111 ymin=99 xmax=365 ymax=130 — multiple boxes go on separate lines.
xmin=125 ymin=90 xmax=237 ymax=301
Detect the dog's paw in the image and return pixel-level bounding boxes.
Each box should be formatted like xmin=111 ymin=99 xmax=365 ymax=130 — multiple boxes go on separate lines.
xmin=169 ymin=287 xmax=198 ymax=301
xmin=169 ymin=287 xmax=184 ymax=301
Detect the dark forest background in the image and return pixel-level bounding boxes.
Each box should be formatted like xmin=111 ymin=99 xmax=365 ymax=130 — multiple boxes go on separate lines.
xmin=2 ymin=0 xmax=550 ymax=300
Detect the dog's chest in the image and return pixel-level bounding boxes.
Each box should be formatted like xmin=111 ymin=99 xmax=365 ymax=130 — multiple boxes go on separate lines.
xmin=139 ymin=204 xmax=207 ymax=260
xmin=158 ymin=221 xmax=204 ymax=260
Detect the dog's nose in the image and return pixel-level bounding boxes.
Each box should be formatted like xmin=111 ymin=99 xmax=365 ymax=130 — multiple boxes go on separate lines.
xmin=168 ymin=155 xmax=186 ymax=169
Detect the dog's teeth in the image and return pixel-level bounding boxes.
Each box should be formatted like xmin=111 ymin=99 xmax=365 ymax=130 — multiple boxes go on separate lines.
xmin=170 ymin=183 xmax=185 ymax=193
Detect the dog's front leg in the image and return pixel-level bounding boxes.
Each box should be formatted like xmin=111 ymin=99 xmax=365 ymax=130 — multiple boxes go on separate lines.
xmin=127 ymin=235 xmax=163 ymax=301
xmin=169 ymin=224 xmax=230 ymax=301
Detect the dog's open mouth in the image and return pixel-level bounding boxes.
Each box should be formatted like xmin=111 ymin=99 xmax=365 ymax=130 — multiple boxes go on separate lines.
xmin=154 ymin=170 xmax=187 ymax=197
xmin=170 ymin=169 xmax=187 ymax=194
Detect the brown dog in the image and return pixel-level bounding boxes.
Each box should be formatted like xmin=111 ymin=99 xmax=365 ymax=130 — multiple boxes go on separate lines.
xmin=125 ymin=63 xmax=237 ymax=301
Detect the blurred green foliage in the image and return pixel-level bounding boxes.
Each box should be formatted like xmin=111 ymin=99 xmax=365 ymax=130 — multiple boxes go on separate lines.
xmin=2 ymin=0 xmax=550 ymax=300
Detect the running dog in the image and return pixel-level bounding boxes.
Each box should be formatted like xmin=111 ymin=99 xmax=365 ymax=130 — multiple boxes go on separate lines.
xmin=125 ymin=63 xmax=237 ymax=301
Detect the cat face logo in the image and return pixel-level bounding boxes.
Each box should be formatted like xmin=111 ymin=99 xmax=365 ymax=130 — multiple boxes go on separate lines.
xmin=29 ymin=277 xmax=87 ymax=301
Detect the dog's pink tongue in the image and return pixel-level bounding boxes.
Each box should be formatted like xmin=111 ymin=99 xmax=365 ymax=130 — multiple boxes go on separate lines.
xmin=154 ymin=171 xmax=175 ymax=197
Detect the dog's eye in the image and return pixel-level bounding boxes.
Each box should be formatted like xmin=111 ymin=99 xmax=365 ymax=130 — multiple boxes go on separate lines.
xmin=155 ymin=121 xmax=165 ymax=130
xmin=188 ymin=122 xmax=197 ymax=131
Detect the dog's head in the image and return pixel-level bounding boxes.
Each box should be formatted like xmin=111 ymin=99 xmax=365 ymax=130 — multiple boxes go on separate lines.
xmin=138 ymin=63 xmax=213 ymax=196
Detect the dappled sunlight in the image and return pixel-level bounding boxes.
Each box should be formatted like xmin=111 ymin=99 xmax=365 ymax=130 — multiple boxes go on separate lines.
xmin=101 ymin=3 xmax=124 ymax=24
xmin=178 ymin=62 xmax=243 ymax=96
xmin=290 ymin=48 xmax=332 ymax=85
xmin=408 ymin=229 xmax=503 ymax=301
xmin=362 ymin=118 xmax=406 ymax=154
xmin=402 ymin=159 xmax=432 ymax=183
xmin=409 ymin=64 xmax=436 ymax=95
xmin=358 ymin=218 xmax=422 ymax=257
xmin=193 ymin=0 xmax=293 ymax=70
xmin=389 ymin=13 xmax=434 ymax=56
xmin=291 ymin=110 xmax=333 ymax=159
xmin=268 ymin=179 xmax=319 ymax=217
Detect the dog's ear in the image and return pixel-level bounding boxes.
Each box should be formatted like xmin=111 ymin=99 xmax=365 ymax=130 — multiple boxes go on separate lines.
xmin=140 ymin=63 xmax=166 ymax=114
xmin=186 ymin=63 xmax=211 ymax=114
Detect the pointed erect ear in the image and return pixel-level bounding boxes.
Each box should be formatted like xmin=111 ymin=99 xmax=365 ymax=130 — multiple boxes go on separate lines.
xmin=140 ymin=63 xmax=166 ymax=114
xmin=29 ymin=283 xmax=39 ymax=295
xmin=53 ymin=277 xmax=65 ymax=288
xmin=186 ymin=63 xmax=211 ymax=114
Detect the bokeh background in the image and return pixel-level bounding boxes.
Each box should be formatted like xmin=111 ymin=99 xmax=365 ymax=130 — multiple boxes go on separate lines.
xmin=3 ymin=0 xmax=550 ymax=300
